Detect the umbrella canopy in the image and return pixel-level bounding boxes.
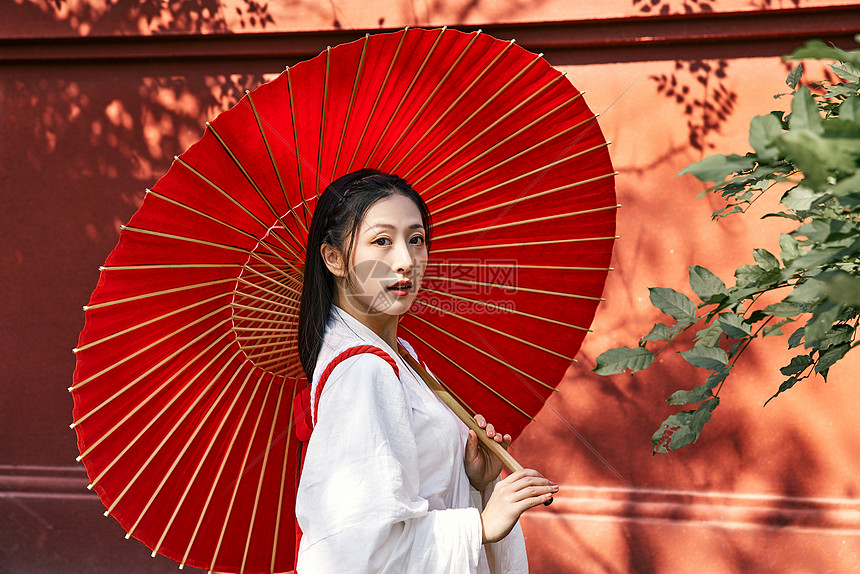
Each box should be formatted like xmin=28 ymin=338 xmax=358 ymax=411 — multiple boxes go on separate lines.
xmin=71 ymin=27 xmax=616 ymax=574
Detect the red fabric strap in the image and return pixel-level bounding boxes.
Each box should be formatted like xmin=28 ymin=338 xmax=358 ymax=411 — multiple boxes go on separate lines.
xmin=312 ymin=344 xmax=399 ymax=426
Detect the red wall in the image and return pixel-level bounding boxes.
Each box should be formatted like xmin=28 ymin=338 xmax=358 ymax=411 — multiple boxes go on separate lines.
xmin=2 ymin=3 xmax=859 ymax=573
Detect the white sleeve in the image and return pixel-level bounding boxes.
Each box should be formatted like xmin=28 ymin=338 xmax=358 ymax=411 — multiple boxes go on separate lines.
xmin=295 ymin=354 xmax=484 ymax=574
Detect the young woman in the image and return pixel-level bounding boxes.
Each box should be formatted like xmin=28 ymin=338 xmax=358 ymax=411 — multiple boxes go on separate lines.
xmin=295 ymin=169 xmax=558 ymax=573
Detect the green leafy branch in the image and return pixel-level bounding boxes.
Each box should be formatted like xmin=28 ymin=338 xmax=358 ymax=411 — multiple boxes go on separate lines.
xmin=594 ymin=38 xmax=860 ymax=455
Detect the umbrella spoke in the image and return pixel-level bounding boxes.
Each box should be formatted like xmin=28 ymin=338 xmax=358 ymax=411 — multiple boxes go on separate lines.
xmin=83 ymin=278 xmax=235 ymax=311
xmin=123 ymin=348 xmax=245 ymax=536
xmin=284 ymin=67 xmax=314 ymax=229
xmin=75 ymin=328 xmax=232 ymax=463
xmin=241 ymin=382 xmax=287 ymax=574
xmin=431 ymin=153 xmax=614 ymax=218
xmin=75 ymin=293 xmax=225 ymax=353
xmin=412 ymin=298 xmax=573 ymax=362
xmin=145 ymin=188 xmax=302 ymax=265
xmin=236 ymin=264 xmax=302 ymax=298
xmin=208 ymin=375 xmax=275 ymax=572
xmin=315 ymin=47 xmax=331 ymax=196
xmin=151 ymin=361 xmax=251 ymax=557
xmin=430 ymin=235 xmax=618 ymax=255
xmin=422 ymin=274 xmax=605 ymax=302
xmin=174 ymin=155 xmax=304 ymax=256
xmin=420 ymin=287 xmax=591 ymax=332
xmin=71 ymin=308 xmax=230 ymax=393
xmin=376 ymin=30 xmax=482 ymax=168
xmin=407 ymin=311 xmax=556 ymax=391
xmin=388 ymin=37 xmax=516 ymax=175
xmin=402 ymin=48 xmax=546 ymax=182
xmin=345 ymin=28 xmax=409 ymax=172
xmin=416 ymin=85 xmax=582 ymax=193
xmin=331 ymin=34 xmax=369 ymax=180
xmin=179 ymin=369 xmax=260 ymax=569
xmin=400 ymin=324 xmax=533 ymax=420
xmin=426 ymin=261 xmax=613 ymax=272
xmin=271 ymin=381 xmax=299 ymax=573
xmin=245 ymin=90 xmax=310 ymax=238
xmin=365 ymin=27 xmax=448 ymax=167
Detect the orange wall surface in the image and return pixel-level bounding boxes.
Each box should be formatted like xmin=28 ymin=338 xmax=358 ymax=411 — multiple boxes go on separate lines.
xmin=2 ymin=2 xmax=860 ymax=573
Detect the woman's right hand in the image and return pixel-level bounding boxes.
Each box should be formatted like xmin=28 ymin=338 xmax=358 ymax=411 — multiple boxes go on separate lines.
xmin=480 ymin=469 xmax=558 ymax=543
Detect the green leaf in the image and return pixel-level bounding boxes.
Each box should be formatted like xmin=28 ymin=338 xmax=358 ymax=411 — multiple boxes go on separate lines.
xmin=838 ymin=95 xmax=860 ymax=123
xmin=678 ymin=154 xmax=755 ymax=184
xmin=804 ymin=301 xmax=843 ymax=348
xmin=784 ymin=39 xmax=860 ymax=68
xmin=763 ymin=318 xmax=795 ymax=337
xmin=779 ymin=233 xmax=804 ymax=265
xmin=780 ymin=185 xmax=823 ymax=212
xmin=652 ymin=397 xmax=719 ymax=454
xmin=789 ymin=87 xmax=824 ymax=134
xmin=830 ymin=61 xmax=860 ymax=82
xmin=667 ymin=367 xmax=729 ymax=406
xmin=753 ymin=248 xmax=781 ymax=271
xmin=749 ymin=113 xmax=784 ymax=162
xmin=695 ymin=321 xmax=723 ymax=347
xmin=649 ymin=287 xmax=697 ymax=321
xmin=825 ymin=272 xmax=860 ymax=306
xmin=689 ymin=265 xmax=728 ymax=304
xmin=815 ymin=343 xmax=852 ymax=374
xmin=593 ymin=346 xmax=655 ymax=375
xmin=786 ymin=64 xmax=803 ymax=89
xmin=780 ymin=354 xmax=814 ymax=376
xmin=717 ymin=313 xmax=752 ymax=338
xmin=763 ymin=300 xmax=805 ymax=317
xmin=641 ymin=323 xmax=672 ymax=343
xmin=735 ymin=264 xmax=781 ymax=288
xmin=788 ymin=326 xmax=806 ymax=349
xmin=764 ymin=376 xmax=799 ymax=406
xmin=681 ymin=345 xmax=729 ymax=370
xmin=819 ymin=324 xmax=855 ymax=350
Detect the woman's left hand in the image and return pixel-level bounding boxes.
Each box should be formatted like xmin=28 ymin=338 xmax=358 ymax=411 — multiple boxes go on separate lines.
xmin=464 ymin=414 xmax=512 ymax=493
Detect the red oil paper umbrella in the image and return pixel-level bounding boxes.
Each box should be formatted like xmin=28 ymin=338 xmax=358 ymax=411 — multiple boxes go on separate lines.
xmin=71 ymin=27 xmax=617 ymax=573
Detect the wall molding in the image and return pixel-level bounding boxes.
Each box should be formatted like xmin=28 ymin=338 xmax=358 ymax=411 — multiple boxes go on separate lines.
xmin=1 ymin=6 xmax=858 ymax=66
xmin=4 ymin=465 xmax=859 ymax=533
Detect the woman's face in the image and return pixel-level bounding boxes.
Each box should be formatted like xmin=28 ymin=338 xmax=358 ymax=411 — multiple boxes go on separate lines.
xmin=339 ymin=193 xmax=428 ymax=318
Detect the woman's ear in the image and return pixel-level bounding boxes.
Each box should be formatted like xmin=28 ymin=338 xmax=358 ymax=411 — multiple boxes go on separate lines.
xmin=320 ymin=243 xmax=346 ymax=278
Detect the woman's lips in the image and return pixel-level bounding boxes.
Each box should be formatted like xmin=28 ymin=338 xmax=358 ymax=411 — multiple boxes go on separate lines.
xmin=387 ymin=280 xmax=413 ymax=296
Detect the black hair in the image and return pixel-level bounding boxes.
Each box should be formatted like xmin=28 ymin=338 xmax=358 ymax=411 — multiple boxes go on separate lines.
xmin=298 ymin=169 xmax=431 ymax=380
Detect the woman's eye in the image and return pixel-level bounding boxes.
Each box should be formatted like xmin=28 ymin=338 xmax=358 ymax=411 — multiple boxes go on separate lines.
xmin=373 ymin=237 xmax=391 ymax=246
xmin=410 ymin=235 xmax=425 ymax=245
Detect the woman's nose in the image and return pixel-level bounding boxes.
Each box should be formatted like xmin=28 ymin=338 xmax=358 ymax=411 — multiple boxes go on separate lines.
xmin=393 ymin=240 xmax=414 ymax=273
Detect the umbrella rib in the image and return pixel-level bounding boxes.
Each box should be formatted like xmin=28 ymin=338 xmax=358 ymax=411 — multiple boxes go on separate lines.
xmin=430 ymin=147 xmax=613 ymax=216
xmin=176 ymin=151 xmax=305 ymax=251
xmin=376 ymin=29 xmax=481 ymax=168
xmin=237 ymin=264 xmax=302 ymax=298
xmin=234 ymin=277 xmax=296 ymax=303
xmin=420 ymin=287 xmax=591 ymax=331
xmin=241 ymin=382 xmax=286 ymax=574
xmin=88 ymin=336 xmax=234 ymax=498
xmin=152 ymin=361 xmax=251 ymax=558
xmin=124 ymin=348 xmax=245 ymax=536
xmin=399 ymin=324 xmax=533 ymax=420
xmin=423 ymin=274 xmax=604 ymax=302
xmin=431 ymin=235 xmax=619 ymax=254
xmin=284 ymin=67 xmax=314 ymax=229
xmin=315 ymin=46 xmax=331 ymax=197
xmin=74 ymin=292 xmax=225 ymax=353
xmin=434 ymin=202 xmax=620 ymax=242
xmin=120 ymin=225 xmax=298 ymax=283
xmin=204 ymin=122 xmax=304 ymax=249
xmin=208 ymin=374 xmax=275 ymax=573
xmin=365 ymin=26 xmax=447 ymax=167
xmin=70 ymin=307 xmax=229 ymax=394
xmin=412 ymin=298 xmax=573 ymax=362
xmin=74 ymin=327 xmax=232 ymax=464
xmin=332 ymin=34 xmax=369 ymax=179
xmin=389 ymin=37 xmax=516 ymax=175
xmin=230 ymin=301 xmax=299 ymax=319
xmin=406 ymin=311 xmax=556 ymax=392
xmin=271 ymin=381 xmax=298 ymax=574
xmin=426 ymin=261 xmax=613 ymax=272
xmin=145 ymin=188 xmax=301 ymax=266
xmin=179 ymin=368 xmax=260 ymax=569
xmin=416 ymin=84 xmax=581 ymax=193
xmin=345 ymin=27 xmax=409 ymax=172
xmin=405 ymin=53 xmax=556 ymax=186
xmin=245 ymin=90 xmax=310 ymax=238
xmin=83 ymin=278 xmax=235 ymax=311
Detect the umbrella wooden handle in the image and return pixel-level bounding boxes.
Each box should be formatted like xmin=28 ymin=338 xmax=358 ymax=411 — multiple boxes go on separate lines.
xmin=397 ymin=344 xmax=522 ymax=472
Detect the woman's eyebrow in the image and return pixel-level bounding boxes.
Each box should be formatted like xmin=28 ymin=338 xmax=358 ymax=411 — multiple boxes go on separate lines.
xmin=365 ymin=223 xmax=425 ymax=231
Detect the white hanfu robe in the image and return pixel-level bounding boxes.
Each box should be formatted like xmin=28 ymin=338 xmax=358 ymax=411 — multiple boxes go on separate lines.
xmin=295 ymin=306 xmax=528 ymax=573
